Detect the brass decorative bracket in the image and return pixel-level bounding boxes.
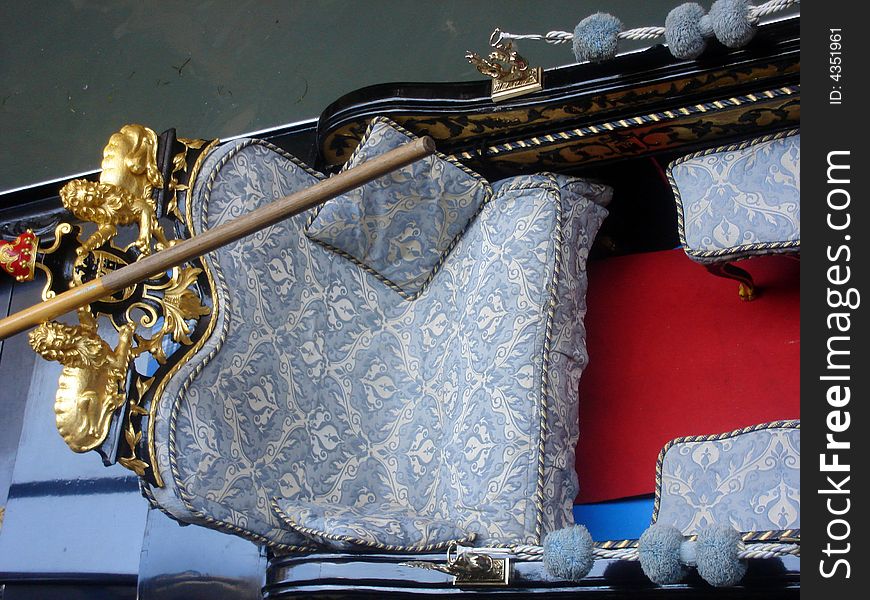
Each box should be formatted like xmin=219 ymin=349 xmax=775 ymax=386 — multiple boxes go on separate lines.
xmin=466 ymin=28 xmax=543 ymax=102
xmin=401 ymin=542 xmax=511 ymax=586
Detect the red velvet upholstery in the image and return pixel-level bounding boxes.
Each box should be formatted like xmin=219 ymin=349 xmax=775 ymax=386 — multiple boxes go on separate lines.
xmin=576 ymin=249 xmax=800 ymax=503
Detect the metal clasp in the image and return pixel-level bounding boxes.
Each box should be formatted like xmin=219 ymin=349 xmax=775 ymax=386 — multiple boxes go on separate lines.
xmin=401 ymin=541 xmax=511 ymax=586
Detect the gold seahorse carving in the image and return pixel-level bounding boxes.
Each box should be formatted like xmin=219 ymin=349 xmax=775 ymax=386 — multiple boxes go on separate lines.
xmin=59 ymin=124 xmax=170 ymax=256
xmin=28 ymin=309 xmax=135 ymax=453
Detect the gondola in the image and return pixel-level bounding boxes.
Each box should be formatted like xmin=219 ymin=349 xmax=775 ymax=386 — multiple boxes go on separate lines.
xmin=0 ymin=5 xmax=800 ymax=598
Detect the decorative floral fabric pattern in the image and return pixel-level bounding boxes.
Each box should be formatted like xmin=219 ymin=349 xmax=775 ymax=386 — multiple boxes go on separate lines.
xmin=670 ymin=132 xmax=800 ymax=263
xmin=271 ymin=499 xmax=474 ymax=551
xmin=655 ymin=423 xmax=800 ymax=534
xmin=306 ymin=118 xmax=491 ymax=298
xmin=147 ymin=138 xmax=608 ymax=549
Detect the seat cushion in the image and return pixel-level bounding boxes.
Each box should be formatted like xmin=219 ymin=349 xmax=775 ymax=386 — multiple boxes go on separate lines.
xmin=146 ymin=136 xmax=609 ymax=550
xmin=653 ymin=421 xmax=800 ymax=534
xmin=306 ymin=117 xmax=492 ymax=298
xmin=669 ymin=130 xmax=800 ymax=264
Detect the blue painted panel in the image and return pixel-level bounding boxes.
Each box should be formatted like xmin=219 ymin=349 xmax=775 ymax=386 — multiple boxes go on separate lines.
xmin=573 ymin=496 xmax=654 ymax=541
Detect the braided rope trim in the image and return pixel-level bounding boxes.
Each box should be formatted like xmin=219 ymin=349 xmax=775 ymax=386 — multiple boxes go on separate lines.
xmin=454 ymin=86 xmax=800 ymax=163
xmin=139 ymin=477 xmax=186 ymax=523
xmin=496 ymin=0 xmax=799 ymax=46
xmin=536 ymin=176 xmax=564 ymax=545
xmin=271 ymin=500 xmax=478 ymax=553
xmin=304 ymin=116 xmax=493 ymax=301
xmin=472 ymin=529 xmax=800 ymax=562
xmin=592 ymin=541 xmax=801 ymax=562
xmin=619 ymin=26 xmax=666 ymax=42
xmin=668 ymin=128 xmax=800 ymax=263
xmin=651 ymin=420 xmax=801 ymax=524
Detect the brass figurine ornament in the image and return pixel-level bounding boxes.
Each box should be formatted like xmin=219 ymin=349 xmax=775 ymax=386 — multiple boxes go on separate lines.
xmin=29 ymin=309 xmax=134 ymax=453
xmin=59 ymin=124 xmax=170 ymax=256
xmin=466 ymin=29 xmax=543 ymax=102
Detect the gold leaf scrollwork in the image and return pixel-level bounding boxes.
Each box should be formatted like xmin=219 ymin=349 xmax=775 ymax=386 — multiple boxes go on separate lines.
xmin=29 ymin=124 xmax=214 ymax=483
xmin=165 ymin=137 xmax=208 ymax=223
xmin=133 ymin=265 xmax=209 ymax=363
xmin=162 ymin=265 xmax=210 ymax=345
xmin=118 ymin=377 xmax=152 ymax=477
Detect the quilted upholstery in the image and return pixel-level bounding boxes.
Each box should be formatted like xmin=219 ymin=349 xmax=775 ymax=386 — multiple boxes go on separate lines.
xmin=654 ymin=421 xmax=800 ymax=533
xmin=146 ymin=134 xmax=610 ymax=550
xmin=670 ymin=130 xmax=800 ymax=264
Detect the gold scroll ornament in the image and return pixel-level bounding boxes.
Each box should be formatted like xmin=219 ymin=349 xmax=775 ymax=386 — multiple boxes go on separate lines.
xmin=28 ymin=124 xmax=211 ymax=475
xmin=11 ymin=123 xmax=434 ymax=482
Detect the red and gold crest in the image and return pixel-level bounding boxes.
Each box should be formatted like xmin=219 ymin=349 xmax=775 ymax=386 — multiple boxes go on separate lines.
xmin=0 ymin=230 xmax=38 ymax=282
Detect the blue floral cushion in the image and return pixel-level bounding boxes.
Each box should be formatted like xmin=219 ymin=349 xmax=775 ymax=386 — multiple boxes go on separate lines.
xmin=654 ymin=421 xmax=800 ymax=534
xmin=306 ymin=117 xmax=492 ymax=298
xmin=146 ymin=137 xmax=610 ymax=550
xmin=669 ymin=130 xmax=800 ymax=264
xmin=271 ymin=499 xmax=475 ymax=551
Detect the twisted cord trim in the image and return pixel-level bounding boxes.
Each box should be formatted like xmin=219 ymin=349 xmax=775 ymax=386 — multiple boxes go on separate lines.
xmin=464 ymin=540 xmax=800 ymax=562
xmin=495 ymin=0 xmax=799 ymax=46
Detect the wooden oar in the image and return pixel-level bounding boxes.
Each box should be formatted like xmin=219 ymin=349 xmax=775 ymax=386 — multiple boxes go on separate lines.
xmin=0 ymin=136 xmax=436 ymax=340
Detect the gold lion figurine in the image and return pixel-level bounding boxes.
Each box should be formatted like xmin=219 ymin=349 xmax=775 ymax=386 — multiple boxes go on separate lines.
xmin=29 ymin=309 xmax=135 ymax=453
xmin=60 ymin=124 xmax=170 ymax=255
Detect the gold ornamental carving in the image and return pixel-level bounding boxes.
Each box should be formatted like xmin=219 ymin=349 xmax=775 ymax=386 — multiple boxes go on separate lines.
xmin=466 ymin=30 xmax=543 ymax=102
xmin=59 ymin=124 xmax=170 ymax=256
xmin=29 ymin=309 xmax=134 ymax=453
xmin=27 ymin=124 xmax=215 ymax=483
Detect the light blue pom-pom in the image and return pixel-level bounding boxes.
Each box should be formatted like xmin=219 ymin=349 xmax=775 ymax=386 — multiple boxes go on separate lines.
xmin=573 ymin=13 xmax=623 ymax=63
xmin=638 ymin=524 xmax=688 ymax=585
xmin=708 ymin=0 xmax=756 ymax=48
xmin=664 ymin=3 xmax=708 ymax=59
xmin=695 ymin=524 xmax=747 ymax=587
xmin=543 ymin=525 xmax=595 ymax=581
xmin=698 ymin=14 xmax=714 ymax=38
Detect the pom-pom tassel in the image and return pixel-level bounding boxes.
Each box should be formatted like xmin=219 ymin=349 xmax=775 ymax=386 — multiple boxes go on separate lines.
xmin=664 ymin=3 xmax=709 ymax=59
xmin=543 ymin=525 xmax=595 ymax=581
xmin=695 ymin=524 xmax=748 ymax=587
xmin=638 ymin=523 xmax=689 ymax=584
xmin=708 ymin=0 xmax=757 ymax=48
xmin=572 ymin=13 xmax=624 ymax=63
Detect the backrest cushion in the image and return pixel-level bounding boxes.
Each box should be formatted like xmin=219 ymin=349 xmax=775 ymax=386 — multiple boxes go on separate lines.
xmin=306 ymin=117 xmax=492 ymax=298
xmin=669 ymin=130 xmax=800 ymax=263
xmin=653 ymin=421 xmax=800 ymax=534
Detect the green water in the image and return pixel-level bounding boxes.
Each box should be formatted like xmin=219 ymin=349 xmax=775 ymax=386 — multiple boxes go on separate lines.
xmin=2 ymin=1 xmax=709 ymax=191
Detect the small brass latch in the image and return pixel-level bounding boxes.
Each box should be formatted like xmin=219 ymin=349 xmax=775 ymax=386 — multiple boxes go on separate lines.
xmin=401 ymin=542 xmax=511 ymax=586
xmin=466 ymin=28 xmax=543 ymax=102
